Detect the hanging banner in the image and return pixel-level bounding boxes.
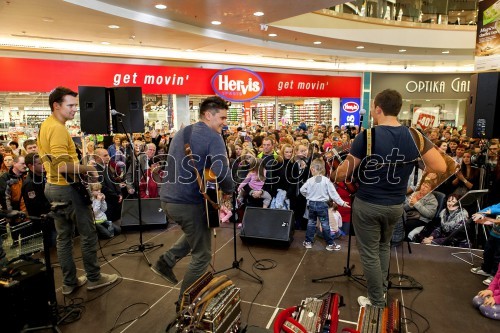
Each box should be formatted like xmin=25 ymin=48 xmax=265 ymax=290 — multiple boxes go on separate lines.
xmin=475 ymin=0 xmax=500 ymax=71
xmin=339 ymin=98 xmax=360 ymax=128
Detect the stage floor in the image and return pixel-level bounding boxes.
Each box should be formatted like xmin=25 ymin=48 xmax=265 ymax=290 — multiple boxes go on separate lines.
xmin=37 ymin=221 xmax=497 ymax=332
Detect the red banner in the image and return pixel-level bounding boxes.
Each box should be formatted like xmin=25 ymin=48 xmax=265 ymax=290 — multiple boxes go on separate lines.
xmin=0 ymin=57 xmax=361 ymax=98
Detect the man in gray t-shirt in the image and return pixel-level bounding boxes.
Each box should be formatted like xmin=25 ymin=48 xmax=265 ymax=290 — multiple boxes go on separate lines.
xmin=151 ymin=96 xmax=234 ymax=310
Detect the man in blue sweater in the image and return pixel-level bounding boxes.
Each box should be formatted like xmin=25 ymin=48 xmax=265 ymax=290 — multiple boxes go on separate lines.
xmin=151 ymin=96 xmax=234 ymax=309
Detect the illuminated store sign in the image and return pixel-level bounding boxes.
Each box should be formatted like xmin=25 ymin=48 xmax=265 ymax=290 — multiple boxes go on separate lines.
xmin=0 ymin=57 xmax=361 ymax=98
xmin=211 ymin=68 xmax=264 ymax=102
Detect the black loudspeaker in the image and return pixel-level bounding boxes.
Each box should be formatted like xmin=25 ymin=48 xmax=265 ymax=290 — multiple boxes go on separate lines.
xmin=0 ymin=260 xmax=51 ymax=332
xmin=240 ymin=207 xmax=294 ymax=246
xmin=110 ymin=87 xmax=145 ymax=133
xmin=121 ymin=198 xmax=167 ymax=229
xmin=78 ymin=86 xmax=111 ymax=134
xmin=466 ymin=72 xmax=500 ymax=139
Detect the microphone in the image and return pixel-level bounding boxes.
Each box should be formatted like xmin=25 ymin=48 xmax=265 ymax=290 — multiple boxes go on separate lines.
xmin=111 ymin=109 xmax=126 ymax=117
xmin=359 ymin=109 xmax=366 ymax=124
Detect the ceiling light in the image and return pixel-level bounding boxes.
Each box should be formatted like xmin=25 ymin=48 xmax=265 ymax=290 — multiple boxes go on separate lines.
xmin=185 ymin=49 xmax=194 ymax=52
xmin=425 ymin=100 xmax=430 ymax=101
xmin=399 ymin=49 xmax=406 ymax=53
xmin=268 ymin=33 xmax=277 ymax=37
xmin=211 ymin=21 xmax=221 ymax=25
xmin=101 ymin=41 xmax=110 ymax=45
xmin=442 ymin=50 xmax=450 ymax=54
xmin=253 ymin=12 xmax=264 ymax=17
xmin=155 ymin=4 xmax=167 ymax=10
xmin=356 ymin=46 xmax=364 ymax=49
xmin=313 ymin=41 xmax=322 ymax=45
xmin=42 ymin=17 xmax=54 ymax=23
xmin=108 ymin=25 xmax=120 ymax=29
xmin=307 ymin=59 xmax=315 ymax=62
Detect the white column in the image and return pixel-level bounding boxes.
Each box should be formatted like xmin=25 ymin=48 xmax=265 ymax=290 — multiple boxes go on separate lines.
xmin=3 ymin=106 xmax=11 ymax=122
xmin=331 ymin=98 xmax=340 ymax=126
xmin=173 ymin=94 xmax=190 ymax=131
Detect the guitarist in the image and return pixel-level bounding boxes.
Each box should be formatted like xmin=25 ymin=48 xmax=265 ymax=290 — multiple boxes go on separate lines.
xmin=151 ymin=96 xmax=234 ymax=311
xmin=331 ymin=89 xmax=446 ymax=309
xmin=38 ymin=87 xmax=119 ymax=295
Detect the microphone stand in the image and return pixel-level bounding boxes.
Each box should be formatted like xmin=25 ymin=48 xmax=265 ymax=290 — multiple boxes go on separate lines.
xmin=213 ymin=133 xmax=262 ymax=284
xmin=111 ymin=115 xmax=163 ymax=266
xmin=312 ymin=193 xmax=366 ymax=288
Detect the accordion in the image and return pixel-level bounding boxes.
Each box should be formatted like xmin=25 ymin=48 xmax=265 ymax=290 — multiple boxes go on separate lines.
xmin=169 ymin=272 xmax=241 ymax=333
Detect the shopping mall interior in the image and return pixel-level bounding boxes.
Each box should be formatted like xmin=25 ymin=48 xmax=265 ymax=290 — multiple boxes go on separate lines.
xmin=0 ymin=1 xmax=499 ymax=333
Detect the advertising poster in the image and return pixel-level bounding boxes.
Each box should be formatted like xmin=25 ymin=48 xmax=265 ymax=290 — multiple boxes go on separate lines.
xmin=475 ymin=0 xmax=500 ymax=71
xmin=339 ymin=98 xmax=360 ymax=128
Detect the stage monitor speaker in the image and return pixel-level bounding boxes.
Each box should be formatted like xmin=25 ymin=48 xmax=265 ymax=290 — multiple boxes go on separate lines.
xmin=466 ymin=72 xmax=500 ymax=139
xmin=121 ymin=198 xmax=167 ymax=229
xmin=110 ymin=87 xmax=145 ymax=133
xmin=0 ymin=260 xmax=51 ymax=332
xmin=240 ymin=207 xmax=294 ymax=246
xmin=78 ymin=86 xmax=111 ymax=134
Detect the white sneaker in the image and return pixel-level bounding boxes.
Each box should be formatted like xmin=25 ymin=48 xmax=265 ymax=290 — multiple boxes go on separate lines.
xmin=470 ymin=267 xmax=491 ymax=277
xmin=358 ymin=296 xmax=371 ymax=307
xmin=62 ymin=275 xmax=87 ymax=295
xmin=87 ymin=273 xmax=119 ymax=290
xmin=483 ymin=276 xmax=493 ymax=286
xmin=302 ymin=241 xmax=312 ymax=249
xmin=326 ymin=244 xmax=341 ymax=251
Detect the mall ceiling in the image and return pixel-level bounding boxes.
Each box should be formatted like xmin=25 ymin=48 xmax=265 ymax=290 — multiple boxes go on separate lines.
xmin=0 ymin=0 xmax=476 ymax=75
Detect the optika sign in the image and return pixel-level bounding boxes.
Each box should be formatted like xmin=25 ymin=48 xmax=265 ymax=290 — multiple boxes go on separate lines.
xmin=342 ymin=101 xmax=359 ymax=113
xmin=211 ymin=68 xmax=264 ymax=102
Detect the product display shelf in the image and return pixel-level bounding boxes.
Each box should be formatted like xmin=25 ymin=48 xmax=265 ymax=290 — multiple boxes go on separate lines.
xmin=293 ymin=104 xmax=320 ymax=126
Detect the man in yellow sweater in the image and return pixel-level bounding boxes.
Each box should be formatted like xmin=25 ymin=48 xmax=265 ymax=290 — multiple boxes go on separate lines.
xmin=38 ymin=86 xmax=118 ymax=295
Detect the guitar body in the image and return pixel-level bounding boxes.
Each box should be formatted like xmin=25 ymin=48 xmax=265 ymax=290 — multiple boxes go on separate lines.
xmin=204 ymin=169 xmax=221 ymax=228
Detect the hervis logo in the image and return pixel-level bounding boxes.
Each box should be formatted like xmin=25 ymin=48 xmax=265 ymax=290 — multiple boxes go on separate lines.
xmin=211 ymin=68 xmax=264 ymax=102
xmin=342 ymin=101 xmax=359 ymax=113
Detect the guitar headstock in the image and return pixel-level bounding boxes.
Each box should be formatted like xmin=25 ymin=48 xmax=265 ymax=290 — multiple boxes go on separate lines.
xmin=324 ymin=142 xmax=351 ymax=161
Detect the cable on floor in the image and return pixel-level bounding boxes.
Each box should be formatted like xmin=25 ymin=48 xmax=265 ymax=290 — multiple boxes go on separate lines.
xmin=105 ymin=302 xmax=151 ymax=333
xmin=402 ymin=304 xmax=431 ymax=333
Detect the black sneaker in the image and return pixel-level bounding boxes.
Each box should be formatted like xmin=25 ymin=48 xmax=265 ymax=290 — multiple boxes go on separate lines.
xmin=151 ymin=257 xmax=178 ymax=284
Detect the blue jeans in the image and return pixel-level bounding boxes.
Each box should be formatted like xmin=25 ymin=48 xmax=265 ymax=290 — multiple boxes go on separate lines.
xmin=305 ymin=201 xmax=333 ymax=245
xmin=160 ymin=202 xmax=211 ymax=302
xmin=44 ymin=183 xmax=101 ymax=286
xmin=351 ymin=197 xmax=403 ymax=307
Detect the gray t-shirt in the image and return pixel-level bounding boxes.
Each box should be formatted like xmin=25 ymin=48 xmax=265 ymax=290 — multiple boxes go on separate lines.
xmin=160 ymin=122 xmax=234 ymax=204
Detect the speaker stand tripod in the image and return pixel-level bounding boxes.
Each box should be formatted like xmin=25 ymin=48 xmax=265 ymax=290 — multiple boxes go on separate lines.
xmin=111 ymin=115 xmax=163 ymax=266
xmin=213 ymin=187 xmax=262 ymax=284
xmin=312 ymin=194 xmax=366 ymax=288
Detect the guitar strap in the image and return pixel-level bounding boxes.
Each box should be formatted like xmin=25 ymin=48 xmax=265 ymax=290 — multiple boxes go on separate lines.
xmin=364 ymin=127 xmax=424 ymax=187
xmin=183 ymin=126 xmax=220 ymax=211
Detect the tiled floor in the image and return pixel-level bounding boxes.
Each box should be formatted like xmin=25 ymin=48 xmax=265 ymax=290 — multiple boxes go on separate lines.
xmin=12 ymin=221 xmax=500 ymax=332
